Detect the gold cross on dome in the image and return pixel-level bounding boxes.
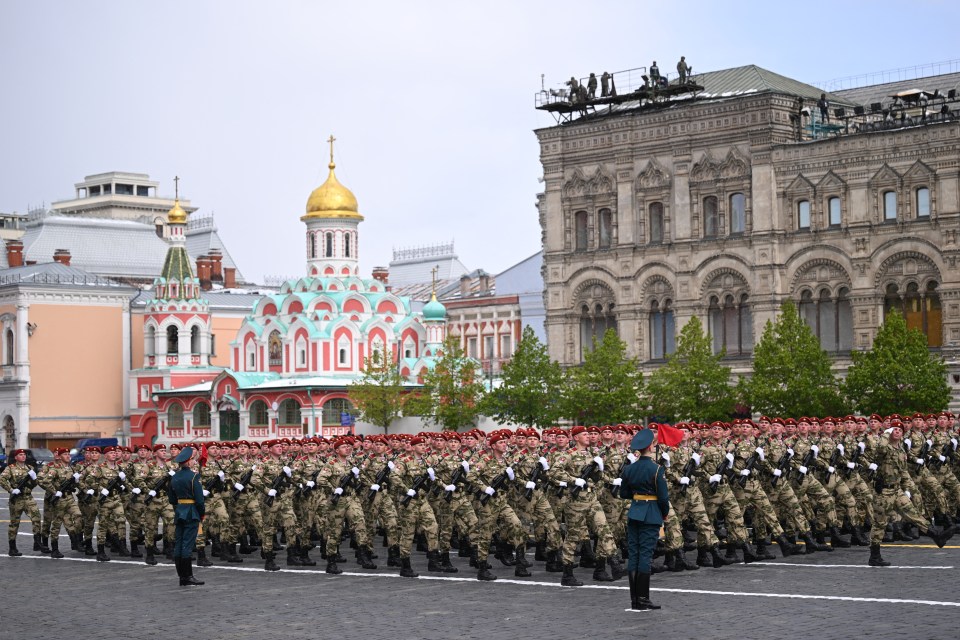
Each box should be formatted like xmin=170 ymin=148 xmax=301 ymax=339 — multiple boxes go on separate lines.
xmin=431 ymin=266 xmax=439 ymax=294
xmin=173 ymin=175 xmax=180 ymax=199
xmin=328 ymin=135 xmax=337 ymax=166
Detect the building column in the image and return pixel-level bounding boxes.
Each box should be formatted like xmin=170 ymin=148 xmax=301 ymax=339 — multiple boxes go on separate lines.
xmin=15 ymin=302 xmax=29 ymax=448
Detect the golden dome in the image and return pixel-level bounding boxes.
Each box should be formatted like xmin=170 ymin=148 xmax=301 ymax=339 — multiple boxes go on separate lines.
xmin=167 ymin=198 xmax=188 ymax=225
xmin=303 ymin=161 xmax=363 ymax=221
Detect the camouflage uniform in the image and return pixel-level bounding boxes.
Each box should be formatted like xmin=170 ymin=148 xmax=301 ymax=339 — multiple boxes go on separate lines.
xmin=0 ymin=461 xmax=43 ymax=550
xmin=550 ymin=446 xmax=617 ymax=566
xmin=37 ymin=459 xmax=83 ymax=551
xmin=84 ymin=462 xmax=128 ymax=550
xmin=393 ymin=454 xmax=440 ymax=559
xmin=317 ymin=455 xmax=373 ymax=562
xmin=137 ymin=461 xmax=176 ymax=551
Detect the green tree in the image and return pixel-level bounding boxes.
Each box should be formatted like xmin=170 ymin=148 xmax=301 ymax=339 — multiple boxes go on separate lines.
xmin=562 ymin=329 xmax=644 ymax=425
xmin=843 ymin=310 xmax=950 ymax=415
xmin=481 ymin=326 xmax=564 ymax=428
xmin=408 ymin=335 xmax=486 ymax=431
xmin=348 ymin=349 xmax=407 ymax=434
xmin=745 ymin=300 xmax=848 ymax=418
xmin=645 ymin=316 xmax=735 ymax=422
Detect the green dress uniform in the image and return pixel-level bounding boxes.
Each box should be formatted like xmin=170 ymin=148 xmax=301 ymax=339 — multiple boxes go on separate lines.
xmin=166 ymin=447 xmax=205 ymax=586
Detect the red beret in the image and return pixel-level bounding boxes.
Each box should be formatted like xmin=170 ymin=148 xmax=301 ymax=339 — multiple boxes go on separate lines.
xmin=53 ymin=447 xmax=69 ymax=455
xmin=409 ymin=436 xmax=426 ymax=446
xmin=102 ymin=446 xmax=118 ymax=453
xmin=12 ymin=448 xmax=27 ymax=456
xmin=85 ymin=446 xmax=102 ymax=453
xmin=570 ymin=426 xmax=586 ymax=436
xmin=488 ymin=434 xmax=505 ymax=446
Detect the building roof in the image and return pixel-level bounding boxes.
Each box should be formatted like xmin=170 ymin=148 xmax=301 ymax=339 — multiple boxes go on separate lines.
xmin=185 ymin=214 xmax=245 ymax=282
xmin=693 ymin=65 xmax=849 ymax=104
xmin=0 ymin=261 xmax=133 ymax=289
xmin=833 ymin=71 xmax=960 ymax=108
xmin=387 ymin=241 xmax=470 ymax=287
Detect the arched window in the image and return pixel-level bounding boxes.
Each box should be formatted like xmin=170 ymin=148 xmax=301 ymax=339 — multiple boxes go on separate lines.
xmin=190 ymin=326 xmax=201 ymax=354
xmin=580 ymin=302 xmax=617 ymax=360
xmin=828 ymin=196 xmax=842 ymax=226
xmin=145 ymin=326 xmax=156 ymax=356
xmin=325 ymin=232 xmax=334 ymax=257
xmin=278 ymin=399 xmax=302 ymax=426
xmin=245 ymin=340 xmax=257 ymax=370
xmin=649 ymin=299 xmax=676 ymax=360
xmin=296 ymin=335 xmax=307 ymax=367
xmin=708 ymin=294 xmax=752 ymax=356
xmin=797 ymin=200 xmax=811 ymax=229
xmin=883 ymin=190 xmax=897 ymax=221
xmin=925 ymin=281 xmax=943 ymax=347
xmin=4 ymin=329 xmax=13 ymax=365
xmin=345 ymin=234 xmax=352 ymax=258
xmin=249 ymin=399 xmax=269 ymax=426
xmin=322 ymin=398 xmax=354 ymax=426
xmin=310 ymin=233 xmax=317 ymax=258
xmin=897 ymin=281 xmax=943 ymax=347
xmin=168 ymin=404 xmax=184 ymax=428
xmin=803 ymin=287 xmax=855 ymax=353
xmin=703 ymin=196 xmax=719 ymax=238
xmin=575 ymin=211 xmax=588 ymax=251
xmin=268 ymin=331 xmax=282 ymax=366
xmin=916 ymin=187 xmax=930 ymax=218
xmin=598 ymin=208 xmax=613 ymax=249
xmin=649 ymin=202 xmax=664 ymax=244
xmin=729 ymin=193 xmax=745 ymax=234
xmin=193 ymin=402 xmax=211 ymax=427
xmin=166 ymin=326 xmax=179 ymax=354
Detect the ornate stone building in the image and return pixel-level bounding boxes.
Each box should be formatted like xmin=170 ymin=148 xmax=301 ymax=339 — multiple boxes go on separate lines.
xmin=535 ymin=64 xmax=960 ymax=405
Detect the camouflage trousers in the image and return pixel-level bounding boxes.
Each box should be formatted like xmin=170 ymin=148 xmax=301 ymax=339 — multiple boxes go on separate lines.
xmin=364 ymin=491 xmax=400 ymax=549
xmin=46 ymin=495 xmax=83 ymax=538
xmin=197 ymin=492 xmax=231 ymax=546
xmin=599 ymin=489 xmax=628 ymax=544
xmin=7 ymin=495 xmax=42 ymax=541
xmin=935 ymin=467 xmax=960 ymax=511
xmin=559 ymin=493 xmax=616 ymax=565
xmin=124 ymin=497 xmax=144 ymax=542
xmin=764 ymin=481 xmax=809 ymax=535
xmin=700 ymin=483 xmax=748 ymax=544
xmin=792 ymin=473 xmax=840 ymax=529
xmin=96 ymin=496 xmax=126 ymax=545
xmin=664 ymin=485 xmax=717 ymax=550
xmin=229 ymin=494 xmax=265 ymax=546
xmin=141 ymin=499 xmax=174 ymax=546
xmin=518 ymin=490 xmax=562 ymax=552
xmin=870 ymin=488 xmax=930 ymax=544
xmin=79 ymin=495 xmax=99 ymax=539
xmin=823 ymin=474 xmax=862 ymax=527
xmin=844 ymin=474 xmax=876 ymax=527
xmin=731 ymin=479 xmax=784 ymax=538
xmin=476 ymin=495 xmax=526 ymax=560
xmin=262 ymin=495 xmax=298 ymax=550
xmin=293 ymin=492 xmax=319 ymax=543
xmin=914 ymin=469 xmax=949 ymax=517
xmin=324 ymin=494 xmax=370 ymax=553
xmin=397 ymin=496 xmax=438 ymax=558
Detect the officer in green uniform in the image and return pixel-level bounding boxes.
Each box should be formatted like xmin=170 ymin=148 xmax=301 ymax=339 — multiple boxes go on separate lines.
xmin=167 ymin=446 xmax=205 ymax=586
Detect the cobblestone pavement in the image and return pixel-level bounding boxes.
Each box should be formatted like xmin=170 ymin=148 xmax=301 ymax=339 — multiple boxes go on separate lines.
xmin=3 ymin=490 xmax=960 ymax=640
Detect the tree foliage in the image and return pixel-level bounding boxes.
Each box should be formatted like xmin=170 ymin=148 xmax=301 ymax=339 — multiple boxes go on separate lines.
xmin=745 ymin=301 xmax=848 ymax=418
xmin=481 ymin=326 xmax=565 ymax=428
xmin=645 ymin=316 xmax=735 ymax=422
xmin=561 ymin=329 xmax=644 ymax=425
xmin=406 ymin=335 xmax=486 ymax=431
xmin=843 ymin=310 xmax=950 ymax=415
xmin=348 ymin=349 xmax=407 ymax=434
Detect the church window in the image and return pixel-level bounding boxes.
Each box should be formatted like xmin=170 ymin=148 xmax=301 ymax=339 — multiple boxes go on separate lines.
xmin=193 ymin=402 xmax=211 ymax=427
xmin=296 ymin=335 xmax=307 ymax=367
xmin=580 ymin=302 xmax=617 ymax=360
xmin=598 ymin=208 xmax=613 ymax=249
xmin=145 ymin=326 xmax=156 ymax=356
xmin=729 ymin=193 xmax=745 ymax=234
xmin=649 ymin=202 xmax=664 ymax=244
xmin=190 ymin=326 xmax=201 ymax=354
xmin=883 ymin=190 xmax=897 ymax=221
xmin=166 ymin=326 xmax=179 ymax=354
xmin=828 ymin=196 xmax=842 ymax=226
xmin=278 ymin=399 xmax=301 ymax=426
xmin=322 ymin=398 xmax=354 ymax=426
xmin=574 ymin=211 xmax=588 ymax=251
xmin=310 ymin=234 xmax=317 ymax=258
xmin=4 ymin=329 xmax=13 ymax=365
xmin=345 ymin=234 xmax=352 ymax=258
xmin=649 ymin=299 xmax=676 ymax=360
xmin=268 ymin=331 xmax=282 ymax=366
xmin=708 ymin=294 xmax=752 ymax=356
xmin=797 ymin=200 xmax=811 ymax=229
xmin=325 ymin=232 xmax=334 ymax=257
xmin=249 ymin=400 xmax=269 ymax=426
xmin=168 ymin=404 xmax=184 ymax=428
xmin=916 ymin=187 xmax=930 ymax=218
xmin=703 ymin=196 xmax=719 ymax=238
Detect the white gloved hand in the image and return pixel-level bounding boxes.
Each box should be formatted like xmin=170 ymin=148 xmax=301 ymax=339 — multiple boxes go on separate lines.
xmin=916 ymin=458 xmax=925 ymax=466
xmin=939 ymin=455 xmax=947 ymax=463
xmin=952 ymin=438 xmax=958 ymax=449
xmin=538 ymin=456 xmax=550 ymax=470
xmin=836 ymin=444 xmax=845 ymax=456
xmin=86 ymin=489 xmax=95 ymax=496
xmin=740 ymin=469 xmax=751 ymax=477
xmin=233 ymin=483 xmax=244 ymax=491
xmin=525 ymin=481 xmax=536 ymax=490
xmin=868 ymin=463 xmax=878 ymax=471
xmin=691 ymin=452 xmax=701 ymax=466
xmin=460 ymin=461 xmax=470 ymax=473
xmin=627 ymin=453 xmax=638 ymax=464
xmin=483 ymin=486 xmax=495 ymax=496
xmin=306 ymin=480 xmax=315 ymax=488
xmin=709 ymin=474 xmax=722 ymax=484
xmin=504 ymin=467 xmax=515 ymax=481
xmin=387 ymin=461 xmax=396 ymax=471
xmin=11 ymin=488 xmax=21 ymax=495
xmin=132 ymin=487 xmax=141 ymax=495
xmin=593 ymin=456 xmax=604 ymax=472
xmin=725 ymin=452 xmax=735 ymax=465
xmin=847 ymin=462 xmax=856 ymax=469
xmin=28 ymin=469 xmax=37 ymax=480
xmin=268 ymin=489 xmax=278 ymax=497
xmin=679 ymin=477 xmax=690 ymax=486
xmin=117 ymin=471 xmax=126 ymax=480
xmin=905 ymin=490 xmax=912 ymax=500
xmin=661 ymin=452 xmax=670 ymax=466
xmin=407 ymin=489 xmax=418 ymax=497
xmin=787 ymin=448 xmax=795 ymax=457
xmin=100 ymin=488 xmax=110 ymax=496
xmin=926 ymin=439 xmax=934 ymax=448
xmin=798 ymin=466 xmax=808 ymax=475
xmin=73 ymin=473 xmax=81 ymax=481
xmin=351 ymin=466 xmax=360 ymax=477
xmin=574 ymin=478 xmax=586 ymax=488
xmin=612 ymin=478 xmax=622 ymax=486
xmin=283 ymin=466 xmax=292 ymax=477
xmin=827 ymin=466 xmax=835 ymax=473
xmin=54 ymin=491 xmax=62 ymax=498
xmin=883 ymin=428 xmax=895 ymax=435
xmin=168 ymin=470 xmax=176 ymax=477
xmin=558 ymin=481 xmax=568 ymax=488
xmin=445 ymin=484 xmax=456 ymax=492
xmin=858 ymin=442 xmax=866 ymax=453
xmin=203 ymin=489 xmax=210 ymax=497
xmin=755 ymin=447 xmax=765 ymax=461
xmin=370 ymin=484 xmax=380 ymax=492
xmin=773 ymin=469 xmax=782 ymax=477
xmin=427 ymin=467 xmax=436 ymax=481
xmin=217 ymin=471 xmax=225 ymax=480
xmin=904 ymin=438 xmax=912 ymax=449
xmin=811 ymin=445 xmax=820 ymax=456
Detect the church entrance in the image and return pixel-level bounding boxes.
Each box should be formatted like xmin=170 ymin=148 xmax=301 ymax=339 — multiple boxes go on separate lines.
xmin=219 ymin=409 xmax=240 ymax=441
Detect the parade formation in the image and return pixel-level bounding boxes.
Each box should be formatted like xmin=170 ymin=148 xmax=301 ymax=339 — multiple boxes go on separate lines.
xmin=2 ymin=410 xmax=958 ymax=590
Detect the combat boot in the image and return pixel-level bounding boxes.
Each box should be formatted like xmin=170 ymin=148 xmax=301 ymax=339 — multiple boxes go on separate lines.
xmin=286 ymin=545 xmax=303 ymax=567
xmin=399 ymin=556 xmax=418 ymax=578
xmin=145 ymin=546 xmax=157 ymax=565
xmin=578 ymin=539 xmax=597 ymax=568
xmin=264 ymin=551 xmax=280 ymax=571
xmin=325 ymin=556 xmax=342 ymax=574
xmin=850 ymin=526 xmax=870 ymax=546
xmin=50 ymin=539 xmax=64 ymax=559
xmin=741 ymin=542 xmax=758 ymax=564
xmin=514 ymin=546 xmax=532 ymax=577
xmin=801 ymin=531 xmax=831 ymax=553
xmin=545 ymin=549 xmax=563 ymax=573
xmin=458 ymin=535 xmax=472 ymax=557
xmin=868 ymin=543 xmax=891 ymax=567
xmin=592 ymin=557 xmax=614 ymax=581
xmin=39 ymin=535 xmax=51 ymax=553
xmin=439 ymin=551 xmax=459 ymax=573
xmin=300 ymin=541 xmax=317 ymax=567
xmin=634 ymin=572 xmax=661 ymax=610
xmin=129 ymin=539 xmax=142 ymax=558
xmin=163 ymin=538 xmax=174 ymax=559
xmin=117 ymin=537 xmax=130 ymax=557
xmin=238 ymin=535 xmax=255 ymax=554
xmin=387 ymin=544 xmax=401 ymax=568
xmin=224 ymin=543 xmax=243 ymax=563
xmin=84 ymin=537 xmax=97 ymax=556
xmin=69 ymin=531 xmax=80 ymax=552
xmin=35 ymin=534 xmax=51 ymax=554
xmin=696 ymin=546 xmax=712 ymax=567
xmin=829 ymin=526 xmax=851 ymax=548
xmin=774 ymin=535 xmax=802 ymax=557
xmin=665 ymin=549 xmax=683 ymax=571
xmin=709 ymin=545 xmax=728 ymax=568
xmin=197 ymin=548 xmax=213 ymax=567
xmin=8 ymin=539 xmax=22 ymax=557
xmin=608 ymin=553 xmax=628 ymax=578
xmin=494 ymin=539 xmax=516 ymax=566
xmin=676 ymin=550 xmax=698 ymax=571
xmin=96 ymin=543 xmax=111 ymax=562
xmin=477 ymin=560 xmax=497 ymax=581
xmin=560 ymin=563 xmax=583 ymax=587
xmin=754 ymin=540 xmax=775 ymax=561
xmin=724 ymin=542 xmax=741 ymax=563
xmin=357 ymin=546 xmax=377 ymax=570
xmin=535 ymin=539 xmax=547 ymax=561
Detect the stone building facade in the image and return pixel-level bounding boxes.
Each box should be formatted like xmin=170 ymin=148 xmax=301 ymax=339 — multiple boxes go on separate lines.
xmin=535 ymin=64 xmax=960 ymax=404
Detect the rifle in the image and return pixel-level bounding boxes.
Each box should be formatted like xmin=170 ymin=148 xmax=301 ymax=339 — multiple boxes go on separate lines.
xmin=296 ymin=468 xmax=323 ymax=498
xmin=367 ymin=456 xmax=398 ymax=502
xmin=143 ymin=468 xmax=175 ymax=505
xmin=770 ymin=452 xmax=791 ymax=487
xmin=478 ymin=470 xmax=508 ymax=506
xmin=793 ymin=448 xmax=816 ymax=483
xmin=401 ymin=471 xmax=431 ymax=506
xmin=231 ymin=466 xmax=255 ymax=500
xmin=610 ymin=454 xmax=632 ymax=497
xmin=263 ymin=469 xmax=289 ymax=507
xmin=708 ymin=456 xmax=732 ymax=495
xmin=11 ymin=467 xmax=36 ymax=497
xmin=570 ymin=460 xmax=599 ymax=499
xmin=329 ymin=471 xmax=355 ymax=506
xmin=913 ymin=440 xmax=931 ymax=474
xmin=98 ymin=471 xmax=125 ymax=505
xmin=737 ymin=453 xmax=758 ymax=488
xmin=443 ymin=463 xmax=468 ymax=503
xmin=845 ymin=443 xmax=863 ymax=478
xmin=525 ymin=458 xmax=547 ymax=501
xmin=203 ymin=472 xmax=225 ymax=493
xmin=678 ymin=457 xmax=697 ymax=495
xmin=823 ymin=447 xmax=841 ymax=482
xmin=49 ymin=472 xmax=80 ymax=505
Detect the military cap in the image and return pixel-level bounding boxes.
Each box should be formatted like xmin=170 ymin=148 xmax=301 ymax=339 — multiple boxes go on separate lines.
xmin=103 ymin=446 xmax=118 ymax=453
xmin=408 ymin=436 xmax=426 ymax=446
xmin=570 ymin=425 xmax=587 ymax=436
xmin=488 ymin=434 xmax=507 ymax=446
xmin=630 ymin=429 xmax=655 ymax=452
xmin=85 ymin=445 xmax=102 ymax=452
xmin=53 ymin=447 xmax=69 ymax=455
xmin=12 ymin=448 xmax=27 ymax=456
xmin=174 ymin=446 xmax=194 ymax=464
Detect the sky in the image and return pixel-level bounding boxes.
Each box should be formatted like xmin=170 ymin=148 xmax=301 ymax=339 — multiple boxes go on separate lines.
xmin=2 ymin=1 xmax=959 ymax=284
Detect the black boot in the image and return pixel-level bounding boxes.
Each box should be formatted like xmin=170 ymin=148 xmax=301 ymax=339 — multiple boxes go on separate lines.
xmin=676 ymin=549 xmax=699 ymax=571
xmin=69 ymin=532 xmax=80 ymax=552
xmin=399 ymin=556 xmax=418 ymax=578
xmin=387 ymin=544 xmax=401 ymax=568
xmin=665 ymin=549 xmax=683 ymax=572
xmin=39 ymin=535 xmax=51 ymax=553
xmin=96 ymin=543 xmax=111 ymax=562
xmin=325 ymin=555 xmax=342 ymax=574
xmin=117 ymin=537 xmax=130 ymax=557
xmin=593 ymin=557 xmax=614 ymax=581
xmin=494 ymin=539 xmax=516 ymax=566
xmin=545 ymin=549 xmax=563 ymax=573
xmin=129 ymin=539 xmax=142 ymax=558
xmin=84 ymin=537 xmax=96 ymax=556
xmin=561 ymin=563 xmax=582 ymax=586
xmin=800 ymin=531 xmax=827 ymax=553
xmin=357 ymin=546 xmax=377 ymax=570
xmin=774 ymin=535 xmax=799 ymax=557
xmin=179 ymin=558 xmax=205 ymax=586
xmin=239 ymin=535 xmax=255 ymax=554
xmin=273 ymin=533 xmax=284 ymax=551
xmin=439 ymin=551 xmax=459 ymax=573
xmin=754 ymin=540 xmax=775 ymax=561
xmin=925 ymin=524 xmax=955 ymax=548
xmin=741 ymin=542 xmax=758 ymax=564
xmin=163 ymin=538 xmax=174 ymax=560
xmin=829 ymin=526 xmax=851 ymax=548
xmin=300 ymin=540 xmax=317 ymax=567
xmin=514 ymin=546 xmax=532 ymax=577
xmin=224 ymin=543 xmax=243 ymax=563
xmin=709 ymin=545 xmax=727 ymax=568
xmin=634 ymin=572 xmax=661 ymax=610
xmin=868 ymin=543 xmax=891 ymax=567
xmin=696 ymin=546 xmax=711 ymax=567
xmin=608 ymin=554 xmax=627 ymax=578
xmin=145 ymin=546 xmax=157 ymax=565
xmin=197 ymin=548 xmax=213 ymax=567
xmin=477 ymin=559 xmax=497 ymax=581
xmin=535 ymin=540 xmax=547 ymax=561
xmin=264 ymin=551 xmax=280 ymax=571
xmin=458 ymin=536 xmax=472 ymax=558
xmin=724 ymin=542 xmax=741 ymax=563
xmin=8 ymin=539 xmax=22 ymax=557
xmin=50 ymin=539 xmax=64 ymax=559
xmin=35 ymin=534 xmax=51 ymax=554
xmin=578 ymin=539 xmax=597 ymax=568
xmin=850 ymin=526 xmax=870 ymax=546
xmin=628 ymin=571 xmax=640 ymax=610
xmin=287 ymin=545 xmax=303 ymax=567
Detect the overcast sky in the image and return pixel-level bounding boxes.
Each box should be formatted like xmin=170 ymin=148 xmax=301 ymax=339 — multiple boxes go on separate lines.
xmin=2 ymin=1 xmax=958 ymax=283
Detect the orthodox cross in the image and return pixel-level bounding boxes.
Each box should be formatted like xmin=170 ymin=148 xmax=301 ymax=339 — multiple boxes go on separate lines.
xmin=431 ymin=265 xmax=439 ymax=295
xmin=328 ymin=135 xmax=336 ymax=166
xmin=173 ymin=175 xmax=180 ymax=199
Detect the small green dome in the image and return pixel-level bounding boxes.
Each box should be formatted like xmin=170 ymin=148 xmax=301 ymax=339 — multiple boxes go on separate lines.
xmin=422 ymin=293 xmax=446 ymax=320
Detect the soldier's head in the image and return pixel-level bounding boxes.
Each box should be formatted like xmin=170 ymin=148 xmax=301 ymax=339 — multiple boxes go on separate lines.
xmin=334 ymin=440 xmax=353 ymax=458
xmin=104 ymin=446 xmax=120 ymax=462
xmin=154 ymin=447 xmax=169 ymax=462
xmin=13 ymin=449 xmax=26 ymax=463
xmin=771 ymin=421 xmax=784 ymax=437
xmin=615 ymin=427 xmax=631 ymax=446
xmin=889 ymin=424 xmax=904 ymax=441
xmin=268 ymin=441 xmax=284 ymax=458
xmin=709 ymin=422 xmax=724 ymax=440
xmin=84 ymin=447 xmax=101 ymax=463
xmin=571 ymin=426 xmax=590 ymax=448
xmin=555 ymin=431 xmax=570 ymax=448
xmin=489 ymin=434 xmax=509 ymax=455
xmin=821 ymin=420 xmax=835 ymax=435
xmin=600 ymin=425 xmax=615 ymax=444
xmin=409 ymin=436 xmax=428 ymax=456
xmin=526 ymin=431 xmax=542 ymax=450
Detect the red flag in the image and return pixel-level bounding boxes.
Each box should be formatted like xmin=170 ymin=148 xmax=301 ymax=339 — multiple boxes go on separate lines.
xmin=199 ymin=442 xmax=208 ymax=468
xmin=656 ymin=423 xmax=685 ymax=448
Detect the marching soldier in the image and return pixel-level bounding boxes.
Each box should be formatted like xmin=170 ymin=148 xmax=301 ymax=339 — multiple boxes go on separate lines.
xmin=0 ymin=448 xmax=46 ymax=556
xmin=37 ymin=447 xmax=84 ymax=557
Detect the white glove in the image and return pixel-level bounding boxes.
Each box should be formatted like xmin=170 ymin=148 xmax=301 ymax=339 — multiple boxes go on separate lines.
xmin=538 ymin=456 xmax=549 ymax=470
xmin=883 ymin=428 xmax=894 ymax=435
xmin=86 ymin=489 xmax=94 ymax=496
xmin=661 ymin=452 xmax=670 ymax=467
xmin=691 ymin=452 xmax=701 ymax=466
xmin=679 ymin=477 xmax=690 ymax=486
xmin=926 ymin=439 xmax=934 ymax=448
xmin=905 ymin=490 xmax=912 ymax=500
xmin=283 ymin=466 xmax=292 ymax=477
xmin=773 ymin=469 xmax=782 ymax=477
xmin=203 ymin=489 xmax=210 ymax=497
xmin=593 ymin=456 xmax=604 ymax=471
xmin=233 ymin=483 xmax=244 ymax=491
xmin=709 ymin=474 xmax=722 ymax=484
xmin=117 ymin=471 xmax=126 ymax=480
xmin=370 ymin=484 xmax=380 ymax=492
xmin=217 ymin=471 xmax=225 ymax=481
xmin=755 ymin=447 xmax=765 ymax=461
xmin=916 ymin=458 xmax=925 ymax=466
xmin=952 ymin=438 xmax=958 ymax=449
xmin=100 ymin=488 xmax=109 ymax=496
xmin=740 ymin=469 xmax=751 ymax=477
xmin=837 ymin=444 xmax=845 ymax=456
xmin=483 ymin=486 xmax=495 ymax=496
xmin=11 ymin=488 xmax=20 ymax=495
xmin=407 ymin=489 xmax=418 ymax=497
xmin=558 ymin=481 xmax=568 ymax=488
xmin=445 ymin=484 xmax=456 ymax=492
xmin=505 ymin=467 xmax=515 ymax=481
xmin=460 ymin=461 xmax=470 ymax=473
xmin=132 ymin=487 xmax=141 ymax=495
xmin=939 ymin=455 xmax=947 ymax=463
xmin=525 ymin=481 xmax=536 ymax=490
xmin=168 ymin=470 xmax=176 ymax=477
xmin=427 ymin=467 xmax=436 ymax=481
xmin=268 ymin=489 xmax=278 ymax=497
xmin=574 ymin=478 xmax=586 ymax=488
xmin=811 ymin=445 xmax=820 ymax=456
xmin=798 ymin=466 xmax=808 ymax=475
xmin=725 ymin=453 xmax=735 ymax=465
xmin=858 ymin=442 xmax=866 ymax=453
xmin=73 ymin=473 xmax=81 ymax=481
xmin=351 ymin=466 xmax=360 ymax=477
xmin=827 ymin=466 xmax=835 ymax=474
xmin=612 ymin=478 xmax=622 ymax=486
xmin=868 ymin=463 xmax=878 ymax=471
xmin=846 ymin=462 xmax=856 ymax=469
xmin=904 ymin=438 xmax=912 ymax=449
xmin=387 ymin=461 xmax=396 ymax=471
xmin=54 ymin=491 xmax=62 ymax=498
xmin=787 ymin=448 xmax=795 ymax=457
xmin=28 ymin=469 xmax=37 ymax=480
xmin=332 ymin=488 xmax=342 ymax=496
xmin=306 ymin=480 xmax=315 ymax=488
xmin=627 ymin=453 xmax=638 ymax=464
